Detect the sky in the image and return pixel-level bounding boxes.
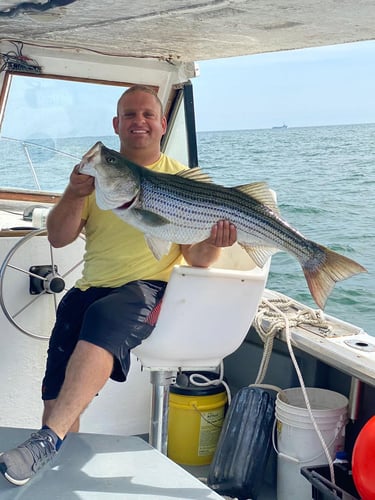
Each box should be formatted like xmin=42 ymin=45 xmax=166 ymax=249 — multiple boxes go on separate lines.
xmin=192 ymin=40 xmax=375 ymax=131
xmin=2 ymin=40 xmax=375 ymax=138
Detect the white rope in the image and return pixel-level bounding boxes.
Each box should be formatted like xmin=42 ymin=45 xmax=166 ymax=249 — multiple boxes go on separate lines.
xmin=253 ymin=296 xmax=336 ymax=485
xmin=254 ymin=296 xmax=332 ymax=342
xmin=253 ymin=296 xmax=331 ymax=385
xmin=189 ymin=296 xmax=337 ymax=490
xmin=188 ymin=361 xmax=232 ymax=405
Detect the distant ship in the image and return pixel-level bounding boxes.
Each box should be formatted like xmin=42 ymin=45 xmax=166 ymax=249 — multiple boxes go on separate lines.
xmin=272 ymin=123 xmax=288 ymax=129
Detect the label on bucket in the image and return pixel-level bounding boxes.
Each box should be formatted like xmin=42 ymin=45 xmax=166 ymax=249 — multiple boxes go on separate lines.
xmin=198 ymin=408 xmax=225 ymax=456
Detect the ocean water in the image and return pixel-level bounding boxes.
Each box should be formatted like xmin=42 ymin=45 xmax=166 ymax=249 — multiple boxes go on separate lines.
xmin=0 ymin=124 xmax=373 ymax=335
xmin=197 ymin=124 xmax=374 ymax=336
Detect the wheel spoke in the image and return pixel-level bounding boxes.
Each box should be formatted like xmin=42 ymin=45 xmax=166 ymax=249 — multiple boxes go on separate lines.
xmin=7 ymin=263 xmax=47 ymax=281
xmin=12 ymin=291 xmax=48 ymax=319
xmin=0 ymin=229 xmax=85 ymax=339
xmin=49 ymin=241 xmax=55 ymax=268
xmin=61 ymin=258 xmax=84 ymax=279
xmin=53 ymin=291 xmax=58 ymax=312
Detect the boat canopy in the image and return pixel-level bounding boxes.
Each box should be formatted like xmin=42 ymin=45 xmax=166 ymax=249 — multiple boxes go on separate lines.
xmin=0 ymin=0 xmax=374 ymax=63
xmin=0 ymin=0 xmax=374 ymax=194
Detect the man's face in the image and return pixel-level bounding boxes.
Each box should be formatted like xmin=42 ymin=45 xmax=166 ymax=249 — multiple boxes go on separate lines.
xmin=113 ymin=91 xmax=167 ymax=152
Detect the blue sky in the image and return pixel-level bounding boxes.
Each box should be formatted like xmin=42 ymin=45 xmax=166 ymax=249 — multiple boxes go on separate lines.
xmin=192 ymin=40 xmax=375 ymax=131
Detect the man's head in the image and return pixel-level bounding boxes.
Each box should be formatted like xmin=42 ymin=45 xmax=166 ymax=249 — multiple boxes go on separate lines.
xmin=116 ymin=85 xmax=164 ymax=115
xmin=113 ymin=85 xmax=167 ymax=163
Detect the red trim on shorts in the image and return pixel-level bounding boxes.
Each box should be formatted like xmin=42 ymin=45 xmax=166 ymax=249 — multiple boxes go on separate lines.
xmin=145 ymin=299 xmax=163 ymax=326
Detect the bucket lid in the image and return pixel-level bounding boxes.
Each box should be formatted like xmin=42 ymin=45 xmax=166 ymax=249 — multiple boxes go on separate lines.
xmin=170 ymin=371 xmax=226 ymax=396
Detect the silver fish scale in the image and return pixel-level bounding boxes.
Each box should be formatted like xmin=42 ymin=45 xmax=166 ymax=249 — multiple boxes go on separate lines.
xmin=138 ymin=170 xmax=317 ymax=260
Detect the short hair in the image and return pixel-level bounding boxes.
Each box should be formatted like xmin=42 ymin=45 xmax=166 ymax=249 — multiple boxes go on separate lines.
xmin=117 ymin=85 xmax=164 ymax=115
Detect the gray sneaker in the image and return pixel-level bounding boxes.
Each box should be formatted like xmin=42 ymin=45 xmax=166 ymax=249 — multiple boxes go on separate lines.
xmin=0 ymin=429 xmax=59 ymax=486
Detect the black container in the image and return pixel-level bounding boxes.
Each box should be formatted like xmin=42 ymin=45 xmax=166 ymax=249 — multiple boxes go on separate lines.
xmin=301 ymin=464 xmax=360 ymax=500
xmin=171 ymin=370 xmax=226 ymax=396
xmin=207 ymin=386 xmax=276 ymax=500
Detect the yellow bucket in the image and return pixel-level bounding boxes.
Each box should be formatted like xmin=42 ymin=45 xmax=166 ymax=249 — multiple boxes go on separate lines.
xmin=167 ymin=372 xmax=227 ymax=465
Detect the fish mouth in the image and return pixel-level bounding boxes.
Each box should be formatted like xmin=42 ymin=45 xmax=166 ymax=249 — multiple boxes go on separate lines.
xmin=79 ymin=141 xmax=102 ymax=173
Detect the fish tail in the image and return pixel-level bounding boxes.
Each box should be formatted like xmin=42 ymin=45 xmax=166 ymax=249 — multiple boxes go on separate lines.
xmin=302 ymin=244 xmax=367 ymax=310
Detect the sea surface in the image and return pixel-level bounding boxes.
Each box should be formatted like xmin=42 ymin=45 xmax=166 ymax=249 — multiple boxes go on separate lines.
xmin=197 ymin=124 xmax=374 ymax=337
xmin=0 ymin=123 xmax=374 ymax=335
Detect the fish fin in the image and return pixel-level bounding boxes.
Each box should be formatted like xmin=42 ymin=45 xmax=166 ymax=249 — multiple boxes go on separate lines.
xmin=145 ymin=235 xmax=171 ymax=260
xmin=235 ymin=182 xmax=280 ymax=214
xmin=177 ymin=167 xmax=214 ymax=183
xmin=302 ymin=244 xmax=367 ymax=310
xmin=133 ymin=208 xmax=170 ymax=226
xmin=239 ymin=243 xmax=279 ymax=268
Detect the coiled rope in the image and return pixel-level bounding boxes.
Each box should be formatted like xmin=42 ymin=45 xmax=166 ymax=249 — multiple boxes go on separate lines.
xmin=253 ymin=295 xmax=336 ymax=484
xmin=253 ymin=296 xmax=331 ymax=385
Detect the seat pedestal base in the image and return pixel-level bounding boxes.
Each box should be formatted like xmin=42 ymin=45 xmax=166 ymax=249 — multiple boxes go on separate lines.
xmin=149 ymin=370 xmax=177 ymax=454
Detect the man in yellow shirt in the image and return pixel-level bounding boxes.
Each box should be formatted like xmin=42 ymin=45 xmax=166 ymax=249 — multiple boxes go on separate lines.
xmin=0 ymin=85 xmax=237 ymax=486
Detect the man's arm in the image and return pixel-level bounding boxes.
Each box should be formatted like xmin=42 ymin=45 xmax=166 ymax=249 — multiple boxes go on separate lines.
xmin=181 ymin=220 xmax=237 ymax=267
xmin=47 ymin=165 xmax=95 ymax=248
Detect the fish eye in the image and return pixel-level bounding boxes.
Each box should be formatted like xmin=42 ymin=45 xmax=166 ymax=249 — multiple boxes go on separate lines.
xmin=106 ymin=155 xmax=117 ymax=164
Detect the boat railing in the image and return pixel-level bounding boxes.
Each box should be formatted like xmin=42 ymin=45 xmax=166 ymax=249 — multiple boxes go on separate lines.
xmin=0 ymin=135 xmax=80 ymax=194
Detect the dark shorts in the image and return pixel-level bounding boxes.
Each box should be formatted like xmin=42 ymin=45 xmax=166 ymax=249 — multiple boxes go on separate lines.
xmin=41 ymin=280 xmax=167 ymax=400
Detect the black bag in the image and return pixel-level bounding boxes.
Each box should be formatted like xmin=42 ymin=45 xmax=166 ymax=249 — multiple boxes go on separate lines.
xmin=207 ymin=386 xmax=275 ymax=499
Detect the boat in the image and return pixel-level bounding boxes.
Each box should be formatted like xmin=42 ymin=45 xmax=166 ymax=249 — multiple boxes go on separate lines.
xmin=0 ymin=1 xmax=374 ymax=499
xmin=272 ymin=124 xmax=288 ymax=129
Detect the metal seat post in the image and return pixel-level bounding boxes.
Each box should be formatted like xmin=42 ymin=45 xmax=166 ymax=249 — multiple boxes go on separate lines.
xmin=149 ymin=370 xmax=177 ymax=454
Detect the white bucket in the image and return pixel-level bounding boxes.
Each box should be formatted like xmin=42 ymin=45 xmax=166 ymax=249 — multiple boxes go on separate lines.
xmin=275 ymin=387 xmax=348 ymax=500
xmin=32 ymin=207 xmax=51 ymax=228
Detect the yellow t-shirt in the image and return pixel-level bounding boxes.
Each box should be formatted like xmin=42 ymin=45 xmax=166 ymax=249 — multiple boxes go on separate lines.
xmin=75 ymin=153 xmax=188 ymax=290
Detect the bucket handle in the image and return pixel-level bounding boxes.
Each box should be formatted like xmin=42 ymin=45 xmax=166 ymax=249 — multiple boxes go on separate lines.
xmin=272 ymin=415 xmax=347 ymax=464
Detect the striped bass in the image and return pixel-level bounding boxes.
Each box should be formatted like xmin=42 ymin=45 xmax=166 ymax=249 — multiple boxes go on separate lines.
xmin=79 ymin=141 xmax=366 ymax=309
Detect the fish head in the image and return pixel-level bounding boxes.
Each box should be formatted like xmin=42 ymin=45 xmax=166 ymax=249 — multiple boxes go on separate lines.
xmin=79 ymin=141 xmax=140 ymax=210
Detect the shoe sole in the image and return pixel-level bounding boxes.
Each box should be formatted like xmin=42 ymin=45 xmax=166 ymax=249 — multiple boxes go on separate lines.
xmin=0 ymin=453 xmax=31 ymax=486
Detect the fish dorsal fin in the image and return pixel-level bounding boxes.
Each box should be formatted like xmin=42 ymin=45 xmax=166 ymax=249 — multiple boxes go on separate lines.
xmin=177 ymin=167 xmax=214 ymax=183
xmin=235 ymin=182 xmax=279 ymax=214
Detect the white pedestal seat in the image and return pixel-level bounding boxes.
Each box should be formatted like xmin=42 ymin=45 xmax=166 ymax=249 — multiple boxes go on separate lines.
xmin=133 ymin=243 xmax=271 ymax=454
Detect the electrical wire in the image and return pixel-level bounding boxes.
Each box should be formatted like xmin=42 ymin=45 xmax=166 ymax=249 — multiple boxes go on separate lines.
xmin=0 ymin=38 xmax=162 ymax=61
xmin=0 ymin=41 xmax=41 ymax=74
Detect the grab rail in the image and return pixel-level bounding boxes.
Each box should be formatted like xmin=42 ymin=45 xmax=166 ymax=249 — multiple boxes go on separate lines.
xmin=0 ymin=136 xmax=80 ymax=192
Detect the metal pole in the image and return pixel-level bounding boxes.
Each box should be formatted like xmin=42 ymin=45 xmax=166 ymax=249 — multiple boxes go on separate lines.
xmin=149 ymin=370 xmax=177 ymax=454
xmin=349 ymin=377 xmax=363 ymax=422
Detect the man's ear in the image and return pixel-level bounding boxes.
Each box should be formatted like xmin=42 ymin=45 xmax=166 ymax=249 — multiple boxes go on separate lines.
xmin=113 ymin=116 xmax=119 ymax=134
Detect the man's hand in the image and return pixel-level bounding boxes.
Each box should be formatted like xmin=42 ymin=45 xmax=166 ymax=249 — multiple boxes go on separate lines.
xmin=181 ymin=220 xmax=237 ymax=267
xmin=68 ymin=164 xmax=95 ymax=198
xmin=206 ymin=220 xmax=237 ymax=248
xmin=47 ymin=165 xmax=94 ymax=248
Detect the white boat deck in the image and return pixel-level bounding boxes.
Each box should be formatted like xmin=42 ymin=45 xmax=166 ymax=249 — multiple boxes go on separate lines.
xmin=0 ymin=427 xmax=225 ymax=499
xmin=0 ymin=199 xmax=51 ymax=232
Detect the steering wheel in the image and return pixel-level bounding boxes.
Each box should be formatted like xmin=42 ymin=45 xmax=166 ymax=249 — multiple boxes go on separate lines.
xmin=0 ymin=228 xmax=85 ymax=340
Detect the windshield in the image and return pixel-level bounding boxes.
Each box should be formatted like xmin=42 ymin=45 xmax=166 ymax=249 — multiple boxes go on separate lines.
xmin=0 ymin=74 xmax=128 ymax=193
